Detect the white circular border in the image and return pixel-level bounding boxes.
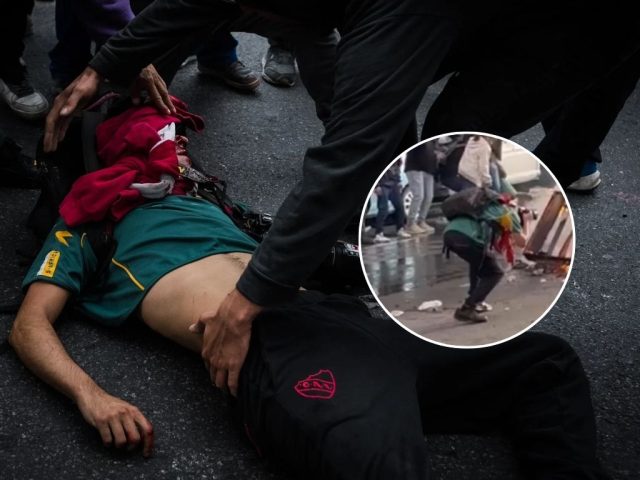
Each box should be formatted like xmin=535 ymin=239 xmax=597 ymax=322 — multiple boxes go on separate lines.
xmin=357 ymin=131 xmax=576 ymax=349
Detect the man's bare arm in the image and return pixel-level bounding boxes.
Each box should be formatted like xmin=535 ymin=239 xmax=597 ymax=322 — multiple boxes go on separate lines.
xmin=8 ymin=282 xmax=154 ymax=456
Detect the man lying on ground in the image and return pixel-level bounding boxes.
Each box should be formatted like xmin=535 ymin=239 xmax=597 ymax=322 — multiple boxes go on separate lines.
xmin=10 ymin=103 xmax=609 ymax=479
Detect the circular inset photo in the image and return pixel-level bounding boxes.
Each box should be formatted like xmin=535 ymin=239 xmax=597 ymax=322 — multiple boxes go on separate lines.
xmin=359 ymin=133 xmax=574 ymax=348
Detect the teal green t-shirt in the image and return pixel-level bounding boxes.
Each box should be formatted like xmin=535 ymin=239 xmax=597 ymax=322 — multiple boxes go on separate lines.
xmin=444 ymin=202 xmax=522 ymax=247
xmin=23 ymin=196 xmax=258 ymax=326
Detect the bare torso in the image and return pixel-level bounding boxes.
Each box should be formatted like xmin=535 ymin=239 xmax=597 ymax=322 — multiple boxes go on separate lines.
xmin=139 ymin=252 xmax=252 ymax=353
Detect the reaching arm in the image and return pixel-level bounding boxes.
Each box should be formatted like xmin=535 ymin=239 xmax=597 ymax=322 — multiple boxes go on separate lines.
xmin=9 ymin=282 xmax=154 ymax=456
xmin=89 ymin=0 xmax=234 ymax=84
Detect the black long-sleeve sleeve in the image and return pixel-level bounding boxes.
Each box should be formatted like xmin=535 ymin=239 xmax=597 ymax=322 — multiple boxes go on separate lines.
xmin=89 ymin=0 xmax=240 ymax=83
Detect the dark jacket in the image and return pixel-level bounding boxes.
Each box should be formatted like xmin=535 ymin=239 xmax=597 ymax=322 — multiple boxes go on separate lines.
xmin=404 ymin=142 xmax=438 ymax=175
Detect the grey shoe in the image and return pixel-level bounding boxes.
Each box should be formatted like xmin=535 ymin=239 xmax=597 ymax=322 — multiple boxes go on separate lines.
xmin=262 ymin=46 xmax=296 ymax=87
xmin=0 ymin=71 xmax=48 ymax=120
xmin=198 ymin=61 xmax=260 ymax=92
xmin=567 ymin=170 xmax=601 ymax=192
xmin=417 ymin=220 xmax=435 ymax=234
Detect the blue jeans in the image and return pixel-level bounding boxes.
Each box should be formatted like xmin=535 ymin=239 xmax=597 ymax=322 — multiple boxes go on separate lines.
xmin=197 ymin=31 xmax=238 ymax=67
xmin=375 ymin=185 xmax=405 ymax=234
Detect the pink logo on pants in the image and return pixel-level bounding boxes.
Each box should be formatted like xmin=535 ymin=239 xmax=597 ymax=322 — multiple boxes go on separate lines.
xmin=294 ymin=369 xmax=336 ymax=399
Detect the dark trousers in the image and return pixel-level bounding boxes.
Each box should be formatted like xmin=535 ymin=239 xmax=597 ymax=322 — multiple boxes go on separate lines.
xmin=375 ymin=185 xmax=404 ymax=234
xmin=0 ymin=0 xmax=33 ymax=82
xmin=420 ymin=4 xmax=640 ymax=188
xmin=534 ymin=49 xmax=640 ymax=185
xmin=443 ymin=231 xmax=503 ymax=305
xmin=237 ymin=292 xmax=608 ymax=480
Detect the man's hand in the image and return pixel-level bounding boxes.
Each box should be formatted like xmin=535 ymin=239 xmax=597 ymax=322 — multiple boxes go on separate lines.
xmin=130 ymin=64 xmax=175 ymax=115
xmin=191 ymin=289 xmax=263 ymax=396
xmin=44 ymin=67 xmax=102 ymax=152
xmin=76 ymin=387 xmax=154 ymax=457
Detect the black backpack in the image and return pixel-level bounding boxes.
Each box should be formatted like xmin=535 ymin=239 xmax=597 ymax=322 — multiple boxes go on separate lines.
xmin=441 ymin=187 xmax=500 ymax=221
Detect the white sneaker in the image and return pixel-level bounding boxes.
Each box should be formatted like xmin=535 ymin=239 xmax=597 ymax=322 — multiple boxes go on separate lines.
xmin=567 ymin=171 xmax=601 ymax=192
xmin=417 ymin=220 xmax=435 ymax=234
xmin=0 ymin=77 xmax=48 ymax=119
xmin=475 ymin=302 xmax=493 ymax=312
xmin=397 ymin=228 xmax=412 ymax=239
xmin=405 ymin=223 xmax=425 ymax=235
xmin=373 ymin=233 xmax=390 ymax=243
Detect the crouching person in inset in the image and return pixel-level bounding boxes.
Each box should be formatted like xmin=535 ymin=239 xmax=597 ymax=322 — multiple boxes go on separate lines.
xmin=443 ymin=195 xmax=529 ymax=323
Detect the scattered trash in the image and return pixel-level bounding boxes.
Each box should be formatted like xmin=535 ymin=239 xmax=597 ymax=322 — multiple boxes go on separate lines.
xmin=505 ymin=307 xmax=510 ymax=311
xmin=390 ymin=310 xmax=404 ymax=317
xmin=514 ymin=258 xmax=536 ymax=270
xmin=507 ymin=275 xmax=517 ymax=283
xmin=540 ymin=278 xmax=547 ymax=283
xmin=531 ymin=268 xmax=545 ymax=276
xmin=602 ymin=254 xmax=613 ymax=260
xmin=418 ymin=300 xmax=443 ymax=312
xmin=459 ymin=283 xmax=470 ymax=288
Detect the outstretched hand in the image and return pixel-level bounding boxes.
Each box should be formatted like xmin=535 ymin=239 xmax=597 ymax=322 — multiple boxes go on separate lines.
xmin=130 ymin=64 xmax=175 ymax=115
xmin=44 ymin=67 xmax=102 ymax=152
xmin=76 ymin=387 xmax=154 ymax=457
xmin=44 ymin=64 xmax=175 ymax=153
xmin=190 ymin=289 xmax=262 ymax=396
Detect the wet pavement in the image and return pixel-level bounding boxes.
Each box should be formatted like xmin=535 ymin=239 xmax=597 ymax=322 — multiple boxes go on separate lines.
xmin=1 ymin=3 xmax=640 ymax=479
xmin=365 ymin=231 xmax=565 ymax=347
xmin=363 ymin=184 xmax=571 ymax=346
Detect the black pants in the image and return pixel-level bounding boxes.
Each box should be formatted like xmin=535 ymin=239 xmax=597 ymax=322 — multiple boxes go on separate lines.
xmin=534 ymin=50 xmax=640 ymax=186
xmin=0 ymin=0 xmax=33 ymax=82
xmin=443 ymin=231 xmax=503 ymax=306
xmin=236 ymin=292 xmax=607 ymax=480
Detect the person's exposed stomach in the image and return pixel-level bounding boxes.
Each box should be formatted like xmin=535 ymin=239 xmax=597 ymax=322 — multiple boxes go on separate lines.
xmin=140 ymin=252 xmax=252 ymax=352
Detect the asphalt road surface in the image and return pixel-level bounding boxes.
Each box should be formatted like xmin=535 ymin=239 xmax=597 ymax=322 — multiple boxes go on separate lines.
xmin=1 ymin=3 xmax=639 ymax=479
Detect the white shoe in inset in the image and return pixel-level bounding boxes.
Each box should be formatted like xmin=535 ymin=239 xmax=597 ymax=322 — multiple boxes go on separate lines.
xmin=405 ymin=224 xmax=425 ymax=235
xmin=373 ymin=233 xmax=391 ymax=243
xmin=396 ymin=228 xmax=412 ymax=239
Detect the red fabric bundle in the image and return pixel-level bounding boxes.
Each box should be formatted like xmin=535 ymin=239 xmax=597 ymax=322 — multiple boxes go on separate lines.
xmin=59 ymin=97 xmax=204 ymax=226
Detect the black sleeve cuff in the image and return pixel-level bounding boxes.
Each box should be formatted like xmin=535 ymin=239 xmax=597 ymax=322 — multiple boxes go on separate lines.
xmin=89 ymin=51 xmax=137 ymax=86
xmin=236 ymin=262 xmax=298 ymax=307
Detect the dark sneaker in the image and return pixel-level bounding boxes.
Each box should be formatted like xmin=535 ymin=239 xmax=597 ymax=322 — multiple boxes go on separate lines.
xmin=198 ymin=60 xmax=260 ymax=92
xmin=0 ymin=136 xmax=40 ymax=189
xmin=0 ymin=68 xmax=49 ymax=120
xmin=262 ymin=46 xmax=296 ymax=87
xmin=454 ymin=305 xmax=488 ymax=323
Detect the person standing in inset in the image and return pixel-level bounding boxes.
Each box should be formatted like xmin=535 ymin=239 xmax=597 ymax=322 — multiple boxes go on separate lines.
xmin=405 ymin=142 xmax=437 ymax=235
xmin=373 ymin=159 xmax=411 ymax=243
